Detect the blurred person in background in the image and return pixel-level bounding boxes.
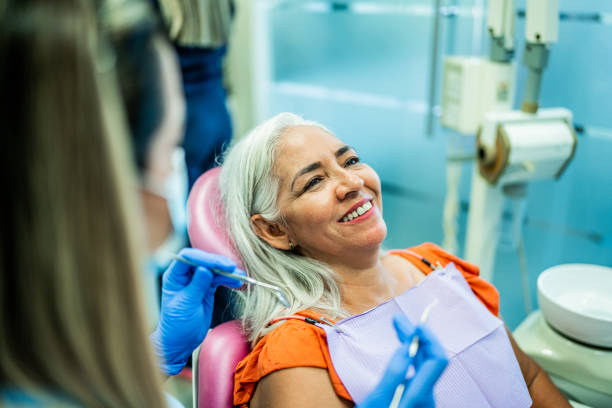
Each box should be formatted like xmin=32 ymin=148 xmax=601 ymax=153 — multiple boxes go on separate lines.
xmin=156 ymin=0 xmax=234 ymax=191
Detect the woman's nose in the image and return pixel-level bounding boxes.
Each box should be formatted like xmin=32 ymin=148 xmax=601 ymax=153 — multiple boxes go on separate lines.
xmin=336 ymin=171 xmax=364 ymax=200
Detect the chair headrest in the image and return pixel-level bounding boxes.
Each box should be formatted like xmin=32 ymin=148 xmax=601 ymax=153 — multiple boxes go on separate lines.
xmin=197 ymin=319 xmax=250 ymax=408
xmin=187 ymin=167 xmax=243 ymax=269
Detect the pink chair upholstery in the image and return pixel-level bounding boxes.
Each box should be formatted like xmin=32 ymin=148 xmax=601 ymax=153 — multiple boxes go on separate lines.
xmin=196 ymin=320 xmax=250 ymax=408
xmin=187 ymin=166 xmax=243 ymax=269
xmin=187 ymin=167 xmax=250 ymax=408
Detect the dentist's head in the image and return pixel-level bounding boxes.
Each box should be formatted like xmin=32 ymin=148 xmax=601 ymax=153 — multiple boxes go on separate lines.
xmin=101 ymin=0 xmax=186 ymax=251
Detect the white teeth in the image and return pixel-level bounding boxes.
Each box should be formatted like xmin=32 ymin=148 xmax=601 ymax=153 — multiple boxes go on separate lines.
xmin=341 ymin=201 xmax=374 ymax=223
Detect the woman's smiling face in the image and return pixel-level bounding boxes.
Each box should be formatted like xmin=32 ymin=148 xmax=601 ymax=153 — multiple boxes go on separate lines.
xmin=271 ymin=125 xmax=387 ymax=265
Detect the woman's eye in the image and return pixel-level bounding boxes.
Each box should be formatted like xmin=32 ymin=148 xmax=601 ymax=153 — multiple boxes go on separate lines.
xmin=345 ymin=156 xmax=360 ymax=167
xmin=303 ymin=176 xmax=323 ymax=192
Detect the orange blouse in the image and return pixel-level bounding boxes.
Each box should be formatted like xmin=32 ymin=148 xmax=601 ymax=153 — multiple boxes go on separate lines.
xmin=233 ymin=242 xmax=500 ymax=406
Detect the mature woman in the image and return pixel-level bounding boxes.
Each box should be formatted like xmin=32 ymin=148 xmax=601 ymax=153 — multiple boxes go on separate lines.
xmin=220 ymin=113 xmax=571 ymax=407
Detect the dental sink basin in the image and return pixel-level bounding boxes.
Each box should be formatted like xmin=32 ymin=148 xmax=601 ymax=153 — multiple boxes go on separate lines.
xmin=538 ymin=263 xmax=612 ymax=348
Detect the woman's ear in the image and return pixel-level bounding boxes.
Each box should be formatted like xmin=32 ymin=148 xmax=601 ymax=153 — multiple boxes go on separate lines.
xmin=251 ymin=214 xmax=291 ymax=251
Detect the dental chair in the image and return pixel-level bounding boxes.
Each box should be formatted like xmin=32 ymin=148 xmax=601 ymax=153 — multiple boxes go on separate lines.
xmin=187 ymin=167 xmax=250 ymax=408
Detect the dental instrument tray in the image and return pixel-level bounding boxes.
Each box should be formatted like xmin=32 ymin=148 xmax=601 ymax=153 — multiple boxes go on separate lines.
xmin=538 ymin=263 xmax=612 ymax=348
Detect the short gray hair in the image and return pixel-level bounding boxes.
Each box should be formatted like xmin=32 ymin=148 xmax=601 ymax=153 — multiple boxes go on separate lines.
xmin=219 ymin=112 xmax=347 ymax=344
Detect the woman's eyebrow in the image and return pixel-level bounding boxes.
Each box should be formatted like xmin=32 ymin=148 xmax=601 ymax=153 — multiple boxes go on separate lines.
xmin=290 ymin=161 xmax=321 ymax=191
xmin=335 ymin=145 xmax=352 ymax=157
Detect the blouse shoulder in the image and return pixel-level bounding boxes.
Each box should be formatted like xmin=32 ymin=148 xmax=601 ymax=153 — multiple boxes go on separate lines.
xmin=391 ymin=242 xmax=500 ymax=316
xmin=234 ymin=313 xmax=351 ymax=405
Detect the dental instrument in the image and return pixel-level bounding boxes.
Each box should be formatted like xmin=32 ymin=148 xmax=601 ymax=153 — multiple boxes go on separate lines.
xmin=390 ymin=298 xmax=439 ymax=408
xmin=267 ymin=314 xmax=348 ymax=335
xmin=409 ymin=298 xmax=439 ymax=358
xmin=320 ymin=316 xmax=349 ymax=336
xmin=171 ymin=254 xmax=290 ymax=307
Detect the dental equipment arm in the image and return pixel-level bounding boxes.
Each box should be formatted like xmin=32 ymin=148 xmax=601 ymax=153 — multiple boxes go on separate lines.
xmin=488 ymin=0 xmax=516 ymax=63
xmin=150 ymin=247 xmax=244 ymax=376
xmin=452 ymin=0 xmax=577 ymax=285
xmin=506 ymin=326 xmax=571 ymax=407
xmin=521 ymin=0 xmax=558 ymax=113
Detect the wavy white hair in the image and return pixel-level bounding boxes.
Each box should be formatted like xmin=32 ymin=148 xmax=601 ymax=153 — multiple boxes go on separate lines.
xmin=219 ymin=112 xmax=348 ymax=344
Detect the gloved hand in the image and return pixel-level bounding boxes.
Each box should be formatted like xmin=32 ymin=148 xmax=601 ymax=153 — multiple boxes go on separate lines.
xmin=358 ymin=314 xmax=448 ymax=408
xmin=150 ymin=247 xmax=244 ymax=376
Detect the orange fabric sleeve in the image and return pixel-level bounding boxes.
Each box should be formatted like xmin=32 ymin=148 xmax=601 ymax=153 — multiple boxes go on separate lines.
xmin=389 ymin=242 xmax=500 ymax=316
xmin=233 ymin=310 xmax=352 ymax=406
xmin=234 ymin=243 xmax=500 ymax=406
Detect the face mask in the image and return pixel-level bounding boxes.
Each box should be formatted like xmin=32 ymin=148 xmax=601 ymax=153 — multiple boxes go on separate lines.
xmin=163 ymin=148 xmax=189 ymax=244
xmin=142 ymin=148 xmax=189 ymax=326
xmin=147 ymin=147 xmax=189 ymax=262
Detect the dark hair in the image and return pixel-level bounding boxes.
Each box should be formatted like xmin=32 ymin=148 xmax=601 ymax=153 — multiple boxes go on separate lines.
xmin=99 ymin=0 xmax=167 ymax=172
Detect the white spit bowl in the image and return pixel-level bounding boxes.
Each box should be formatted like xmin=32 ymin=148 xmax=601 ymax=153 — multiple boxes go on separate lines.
xmin=538 ymin=263 xmax=612 ymax=348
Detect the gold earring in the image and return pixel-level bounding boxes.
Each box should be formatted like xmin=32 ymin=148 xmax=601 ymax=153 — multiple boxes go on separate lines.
xmin=289 ymin=241 xmax=294 ymax=251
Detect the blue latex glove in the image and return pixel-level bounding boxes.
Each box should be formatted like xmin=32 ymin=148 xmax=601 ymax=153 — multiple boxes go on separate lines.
xmin=150 ymin=248 xmax=244 ymax=376
xmin=358 ymin=314 xmax=448 ymax=408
